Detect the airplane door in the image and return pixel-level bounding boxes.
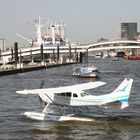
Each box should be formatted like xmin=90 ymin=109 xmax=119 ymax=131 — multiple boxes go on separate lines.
xmin=65 ymin=92 xmax=72 ymax=106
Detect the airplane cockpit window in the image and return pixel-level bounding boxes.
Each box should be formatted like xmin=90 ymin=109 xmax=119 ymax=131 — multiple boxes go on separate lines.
xmin=81 ymin=92 xmax=90 ymax=97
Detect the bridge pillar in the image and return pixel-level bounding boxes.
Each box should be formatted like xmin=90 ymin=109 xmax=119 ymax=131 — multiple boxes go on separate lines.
xmin=85 ymin=49 xmax=88 ymax=63
xmin=52 ymin=49 xmax=55 ymax=62
xmin=11 ymin=49 xmax=14 ymax=61
xmin=18 ymin=50 xmax=23 ymax=68
xmin=76 ymin=52 xmax=79 ymax=62
xmin=30 ymin=49 xmax=34 ymax=62
xmin=57 ymin=45 xmax=60 ymax=63
xmin=79 ymin=52 xmax=83 ymax=63
xmin=74 ymin=47 xmax=78 ymax=62
xmin=14 ymin=42 xmax=18 ymax=64
xmin=40 ymin=44 xmax=44 ymax=61
xmin=19 ymin=50 xmax=22 ymax=63
xmin=69 ymin=45 xmax=71 ymax=61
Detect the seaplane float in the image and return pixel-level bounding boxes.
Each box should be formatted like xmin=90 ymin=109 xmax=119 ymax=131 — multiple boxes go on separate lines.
xmin=16 ymin=78 xmax=133 ymax=122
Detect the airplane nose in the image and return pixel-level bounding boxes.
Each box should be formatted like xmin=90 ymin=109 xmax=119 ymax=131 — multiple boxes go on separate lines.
xmin=16 ymin=89 xmax=28 ymax=94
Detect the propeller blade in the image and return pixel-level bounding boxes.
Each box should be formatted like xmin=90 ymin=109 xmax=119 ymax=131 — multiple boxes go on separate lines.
xmin=39 ymin=80 xmax=45 ymax=109
xmin=40 ymin=80 xmax=45 ymax=89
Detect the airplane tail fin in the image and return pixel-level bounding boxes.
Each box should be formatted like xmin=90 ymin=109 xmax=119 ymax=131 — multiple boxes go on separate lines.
xmin=112 ymin=78 xmax=133 ymax=95
xmin=102 ymin=78 xmax=133 ymax=110
xmin=112 ymin=78 xmax=133 ymax=109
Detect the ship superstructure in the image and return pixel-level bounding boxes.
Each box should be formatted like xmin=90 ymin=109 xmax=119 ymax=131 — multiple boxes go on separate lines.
xmin=43 ymin=22 xmax=66 ymax=46
xmin=35 ymin=17 xmax=67 ymax=47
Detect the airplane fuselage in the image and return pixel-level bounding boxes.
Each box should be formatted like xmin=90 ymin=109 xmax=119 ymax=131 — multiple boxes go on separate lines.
xmin=39 ymin=90 xmax=129 ymax=107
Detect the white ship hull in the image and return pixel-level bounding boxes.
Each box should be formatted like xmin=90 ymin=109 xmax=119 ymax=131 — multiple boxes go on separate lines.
xmin=73 ymin=66 xmax=99 ymax=78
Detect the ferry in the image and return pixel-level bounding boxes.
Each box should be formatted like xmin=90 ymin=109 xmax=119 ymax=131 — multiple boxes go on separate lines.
xmin=72 ymin=65 xmax=99 ymax=78
xmin=124 ymin=54 xmax=140 ymax=60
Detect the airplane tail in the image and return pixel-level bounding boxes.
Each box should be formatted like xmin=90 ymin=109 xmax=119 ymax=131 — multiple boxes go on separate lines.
xmin=112 ymin=78 xmax=133 ymax=95
xmin=102 ymin=78 xmax=133 ymax=110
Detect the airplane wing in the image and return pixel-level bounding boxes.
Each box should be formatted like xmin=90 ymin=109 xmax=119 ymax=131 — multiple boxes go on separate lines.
xmin=16 ymin=81 xmax=106 ymax=95
xmin=64 ymin=81 xmax=106 ymax=91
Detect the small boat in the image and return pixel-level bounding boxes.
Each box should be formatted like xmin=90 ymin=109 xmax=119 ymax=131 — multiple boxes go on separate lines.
xmin=72 ymin=65 xmax=99 ymax=78
xmin=112 ymin=56 xmax=119 ymax=61
xmin=95 ymin=53 xmax=102 ymax=58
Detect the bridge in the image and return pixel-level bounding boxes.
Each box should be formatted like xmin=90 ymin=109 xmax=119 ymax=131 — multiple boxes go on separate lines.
xmin=1 ymin=40 xmax=140 ymax=63
xmin=87 ymin=40 xmax=140 ymax=51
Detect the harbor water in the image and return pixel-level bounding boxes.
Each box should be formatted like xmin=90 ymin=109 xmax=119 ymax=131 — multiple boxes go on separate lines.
xmin=0 ymin=58 xmax=140 ymax=140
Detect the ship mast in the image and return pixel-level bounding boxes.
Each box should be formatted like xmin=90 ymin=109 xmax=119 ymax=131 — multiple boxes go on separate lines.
xmin=51 ymin=25 xmax=55 ymax=46
xmin=35 ymin=16 xmax=43 ymax=47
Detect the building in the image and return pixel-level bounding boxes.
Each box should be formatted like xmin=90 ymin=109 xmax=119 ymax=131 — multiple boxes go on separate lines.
xmin=0 ymin=38 xmax=6 ymax=51
xmin=120 ymin=22 xmax=138 ymax=40
xmin=97 ymin=38 xmax=109 ymax=43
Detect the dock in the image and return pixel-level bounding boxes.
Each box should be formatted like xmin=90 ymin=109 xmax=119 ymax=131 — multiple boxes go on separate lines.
xmin=0 ymin=41 xmax=86 ymax=76
xmin=0 ymin=62 xmax=76 ymax=76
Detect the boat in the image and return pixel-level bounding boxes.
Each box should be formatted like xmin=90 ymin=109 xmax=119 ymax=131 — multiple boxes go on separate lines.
xmin=94 ymin=52 xmax=103 ymax=58
xmin=112 ymin=56 xmax=119 ymax=61
xmin=124 ymin=54 xmax=140 ymax=60
xmin=72 ymin=65 xmax=99 ymax=78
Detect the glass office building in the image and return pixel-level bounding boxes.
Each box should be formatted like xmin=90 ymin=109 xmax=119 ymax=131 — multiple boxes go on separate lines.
xmin=121 ymin=23 xmax=138 ymax=40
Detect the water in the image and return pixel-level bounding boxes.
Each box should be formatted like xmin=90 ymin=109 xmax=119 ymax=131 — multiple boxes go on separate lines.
xmin=0 ymin=58 xmax=140 ymax=140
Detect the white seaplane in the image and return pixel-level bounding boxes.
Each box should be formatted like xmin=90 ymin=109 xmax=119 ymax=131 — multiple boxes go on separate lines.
xmin=16 ymin=78 xmax=133 ymax=122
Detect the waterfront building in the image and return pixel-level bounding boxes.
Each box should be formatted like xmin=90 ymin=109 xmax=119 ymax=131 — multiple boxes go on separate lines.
xmin=0 ymin=38 xmax=6 ymax=51
xmin=120 ymin=22 xmax=138 ymax=40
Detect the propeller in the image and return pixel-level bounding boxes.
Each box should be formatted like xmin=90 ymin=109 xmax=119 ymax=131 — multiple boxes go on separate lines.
xmin=40 ymin=80 xmax=45 ymax=89
xmin=39 ymin=80 xmax=45 ymax=109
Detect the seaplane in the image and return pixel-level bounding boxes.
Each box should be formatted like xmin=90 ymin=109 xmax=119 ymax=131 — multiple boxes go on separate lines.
xmin=16 ymin=78 xmax=133 ymax=122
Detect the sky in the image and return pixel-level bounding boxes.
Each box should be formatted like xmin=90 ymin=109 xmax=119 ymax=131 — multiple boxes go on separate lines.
xmin=0 ymin=0 xmax=140 ymax=47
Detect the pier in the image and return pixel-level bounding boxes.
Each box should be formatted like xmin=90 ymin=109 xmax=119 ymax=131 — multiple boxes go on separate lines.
xmin=0 ymin=42 xmax=84 ymax=76
xmin=0 ymin=62 xmax=76 ymax=76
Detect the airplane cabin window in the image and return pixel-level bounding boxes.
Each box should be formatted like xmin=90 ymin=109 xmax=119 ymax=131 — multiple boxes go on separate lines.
xmin=59 ymin=93 xmax=66 ymax=96
xmin=66 ymin=92 xmax=71 ymax=97
xmin=73 ymin=93 xmax=78 ymax=97
xmin=57 ymin=92 xmax=72 ymax=97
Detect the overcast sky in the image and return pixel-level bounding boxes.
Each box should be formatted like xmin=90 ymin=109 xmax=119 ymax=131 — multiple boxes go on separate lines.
xmin=0 ymin=0 xmax=140 ymax=47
